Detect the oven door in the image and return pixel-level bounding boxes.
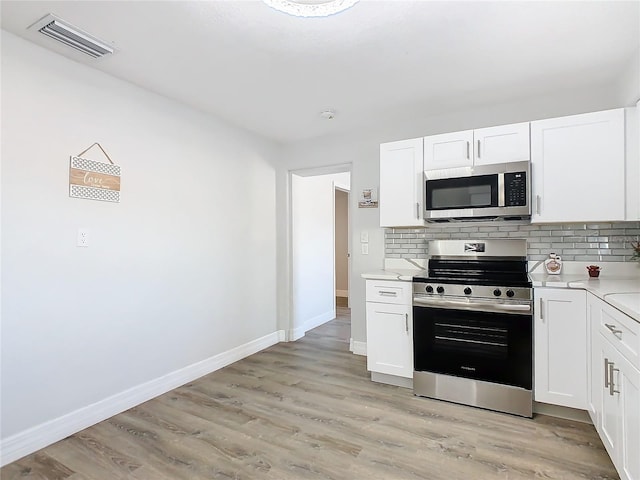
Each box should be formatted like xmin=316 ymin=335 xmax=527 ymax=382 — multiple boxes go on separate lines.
xmin=413 ymin=303 xmax=532 ymax=390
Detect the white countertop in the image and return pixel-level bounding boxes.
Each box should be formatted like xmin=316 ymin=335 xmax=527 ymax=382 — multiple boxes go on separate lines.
xmin=531 ymin=272 xmax=640 ymax=322
xmin=361 ymin=269 xmax=421 ymax=282
xmin=363 ymin=260 xmax=640 ymax=322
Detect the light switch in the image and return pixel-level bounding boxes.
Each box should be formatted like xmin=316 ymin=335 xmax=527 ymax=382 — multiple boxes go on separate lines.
xmin=360 ymin=231 xmax=369 ymax=243
xmin=361 ymin=243 xmax=369 ymax=255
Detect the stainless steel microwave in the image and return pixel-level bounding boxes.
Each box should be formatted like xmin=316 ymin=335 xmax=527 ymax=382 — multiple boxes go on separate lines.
xmin=424 ymin=161 xmax=531 ymax=222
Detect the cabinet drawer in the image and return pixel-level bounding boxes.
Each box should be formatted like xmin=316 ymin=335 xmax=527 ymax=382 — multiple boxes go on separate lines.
xmin=366 ymin=280 xmax=412 ymax=305
xmin=599 ymin=302 xmax=640 ymax=370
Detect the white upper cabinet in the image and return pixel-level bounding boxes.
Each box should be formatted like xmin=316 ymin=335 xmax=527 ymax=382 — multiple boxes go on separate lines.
xmin=424 ymin=122 xmax=529 ymax=170
xmin=424 ymin=130 xmax=474 ymax=169
xmin=380 ymin=137 xmax=424 ymax=227
xmin=473 ymin=122 xmax=530 ymax=166
xmin=531 ymin=109 xmax=625 ymax=223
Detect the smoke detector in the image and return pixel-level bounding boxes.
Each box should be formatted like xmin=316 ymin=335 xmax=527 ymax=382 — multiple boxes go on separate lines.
xmin=320 ymin=110 xmax=336 ymax=120
xmin=28 ymin=14 xmax=114 ymax=58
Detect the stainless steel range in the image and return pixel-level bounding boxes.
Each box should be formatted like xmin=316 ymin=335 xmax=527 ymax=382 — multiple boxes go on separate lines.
xmin=412 ymin=239 xmax=533 ymax=417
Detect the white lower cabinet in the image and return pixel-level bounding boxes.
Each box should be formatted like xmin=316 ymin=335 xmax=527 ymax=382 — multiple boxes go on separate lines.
xmin=534 ymin=288 xmax=587 ymax=409
xmin=589 ymin=292 xmax=640 ymax=480
xmin=587 ymin=293 xmax=603 ymax=425
xmin=365 ymin=280 xmax=413 ymax=379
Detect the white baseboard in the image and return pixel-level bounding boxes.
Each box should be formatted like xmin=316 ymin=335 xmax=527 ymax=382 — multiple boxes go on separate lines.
xmin=350 ymin=338 xmax=367 ymax=356
xmin=305 ymin=310 xmax=335 ymax=331
xmin=0 ymin=331 xmax=282 ymax=467
xmin=289 ymin=310 xmax=335 ymax=341
xmin=336 ymin=289 xmax=348 ymax=298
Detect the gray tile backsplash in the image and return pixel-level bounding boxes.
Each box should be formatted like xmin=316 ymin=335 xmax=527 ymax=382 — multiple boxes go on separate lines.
xmin=385 ymin=221 xmax=640 ymax=262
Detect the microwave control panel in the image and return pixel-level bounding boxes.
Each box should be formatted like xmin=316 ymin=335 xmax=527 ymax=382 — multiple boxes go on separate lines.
xmin=504 ymin=172 xmax=527 ymax=206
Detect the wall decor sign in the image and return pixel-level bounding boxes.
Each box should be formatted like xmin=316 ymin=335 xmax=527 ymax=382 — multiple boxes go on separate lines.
xmin=358 ymin=187 xmax=378 ymax=208
xmin=69 ymin=143 xmax=121 ymax=203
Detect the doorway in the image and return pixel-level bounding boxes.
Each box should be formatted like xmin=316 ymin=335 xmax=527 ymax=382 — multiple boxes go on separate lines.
xmin=289 ymin=166 xmax=351 ymax=341
xmin=334 ymin=187 xmax=350 ymax=308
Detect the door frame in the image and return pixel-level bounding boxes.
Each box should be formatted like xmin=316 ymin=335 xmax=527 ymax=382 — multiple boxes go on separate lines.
xmin=285 ymin=163 xmax=351 ymax=341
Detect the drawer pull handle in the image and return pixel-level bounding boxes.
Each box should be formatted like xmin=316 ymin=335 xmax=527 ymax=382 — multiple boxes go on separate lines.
xmin=604 ymin=358 xmax=610 ymax=388
xmin=405 ymin=313 xmax=409 ymax=333
xmin=466 ymin=141 xmax=470 ymax=159
xmin=378 ymin=291 xmax=398 ymax=297
xmin=605 ymin=323 xmax=623 ymax=336
xmin=539 ymin=298 xmax=544 ymax=321
xmin=608 ymin=362 xmax=620 ymax=396
xmin=477 ymin=139 xmax=481 ymax=158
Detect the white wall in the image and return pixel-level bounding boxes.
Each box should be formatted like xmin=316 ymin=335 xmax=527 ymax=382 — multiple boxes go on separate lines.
xmin=0 ymin=32 xmax=280 ymax=459
xmin=291 ymin=172 xmax=349 ymax=339
xmin=278 ymin=82 xmax=639 ymax=347
xmin=335 ymin=189 xmax=349 ymax=295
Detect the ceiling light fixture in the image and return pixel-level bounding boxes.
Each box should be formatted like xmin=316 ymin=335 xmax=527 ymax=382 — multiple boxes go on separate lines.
xmin=28 ymin=14 xmax=114 ymax=58
xmin=263 ymin=0 xmax=359 ymax=18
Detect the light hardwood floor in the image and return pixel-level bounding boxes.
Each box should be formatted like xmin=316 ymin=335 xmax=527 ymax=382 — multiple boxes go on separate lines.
xmin=2 ymin=307 xmax=618 ymax=479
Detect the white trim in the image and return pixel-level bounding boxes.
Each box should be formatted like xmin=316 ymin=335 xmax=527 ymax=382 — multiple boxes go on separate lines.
xmin=350 ymin=339 xmax=367 ymax=356
xmin=289 ymin=310 xmax=336 ymax=342
xmin=0 ymin=331 xmax=281 ymax=467
xmin=305 ymin=309 xmax=335 ymax=332
xmin=336 ymin=289 xmax=349 ymax=297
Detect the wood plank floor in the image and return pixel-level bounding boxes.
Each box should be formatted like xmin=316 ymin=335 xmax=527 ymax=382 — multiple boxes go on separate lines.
xmin=2 ymin=307 xmax=618 ymax=479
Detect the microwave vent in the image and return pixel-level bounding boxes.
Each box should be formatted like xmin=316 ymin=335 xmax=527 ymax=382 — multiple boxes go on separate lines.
xmin=28 ymin=14 xmax=114 ymax=58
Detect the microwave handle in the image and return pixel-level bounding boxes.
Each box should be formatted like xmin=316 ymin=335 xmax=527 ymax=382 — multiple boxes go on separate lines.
xmin=497 ymin=173 xmax=505 ymax=207
xmin=416 ymin=202 xmax=420 ymax=219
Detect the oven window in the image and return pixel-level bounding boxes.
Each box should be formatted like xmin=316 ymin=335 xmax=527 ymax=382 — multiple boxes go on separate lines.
xmin=414 ymin=306 xmax=532 ymax=390
xmin=426 ymin=174 xmax=498 ymax=210
xmin=434 ymin=320 xmax=508 ymax=359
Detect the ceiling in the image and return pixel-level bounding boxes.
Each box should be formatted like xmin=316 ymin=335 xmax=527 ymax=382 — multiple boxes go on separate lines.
xmin=1 ymin=1 xmax=639 ymax=144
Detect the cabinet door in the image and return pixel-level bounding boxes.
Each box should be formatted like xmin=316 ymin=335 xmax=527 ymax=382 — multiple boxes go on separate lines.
xmin=380 ymin=138 xmax=424 ymax=227
xmin=531 ymin=109 xmax=625 ymax=223
xmin=366 ymin=302 xmax=413 ymax=378
xmin=588 ymin=293 xmax=604 ymax=427
xmin=424 ymin=130 xmax=473 ymax=170
xmin=473 ymin=122 xmax=530 ymax=166
xmin=534 ymin=288 xmax=587 ymax=409
xmin=619 ymin=354 xmax=640 ymax=480
xmin=600 ymin=337 xmax=622 ymax=461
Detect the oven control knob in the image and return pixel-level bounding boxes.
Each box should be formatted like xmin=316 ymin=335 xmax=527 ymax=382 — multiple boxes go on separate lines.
xmin=464 ymin=287 xmax=472 ymax=295
xmin=436 ymin=286 xmax=445 ymax=294
xmin=506 ymin=289 xmax=515 ymax=298
xmin=425 ymin=285 xmax=434 ymax=293
xmin=493 ymin=289 xmax=502 ymax=297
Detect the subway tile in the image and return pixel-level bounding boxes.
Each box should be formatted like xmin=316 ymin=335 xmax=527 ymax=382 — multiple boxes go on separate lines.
xmin=459 ymin=227 xmax=479 ymax=233
xmin=518 ymin=225 xmax=541 ymax=231
xmin=601 ymin=229 xmax=625 ymax=235
xmin=498 ymin=225 xmax=520 ymax=232
xmin=529 ymin=243 xmax=552 ymax=248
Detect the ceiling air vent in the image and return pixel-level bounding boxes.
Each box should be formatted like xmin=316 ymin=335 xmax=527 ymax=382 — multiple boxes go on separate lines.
xmin=28 ymin=14 xmax=114 ymax=58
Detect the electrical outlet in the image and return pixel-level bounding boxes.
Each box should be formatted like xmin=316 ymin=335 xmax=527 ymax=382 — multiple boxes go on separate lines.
xmin=361 ymin=243 xmax=369 ymax=255
xmin=360 ymin=231 xmax=369 ymax=243
xmin=77 ymin=228 xmax=89 ymax=247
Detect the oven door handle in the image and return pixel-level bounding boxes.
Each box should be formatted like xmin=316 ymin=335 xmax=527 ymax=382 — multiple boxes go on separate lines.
xmin=413 ymin=296 xmax=532 ymax=314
